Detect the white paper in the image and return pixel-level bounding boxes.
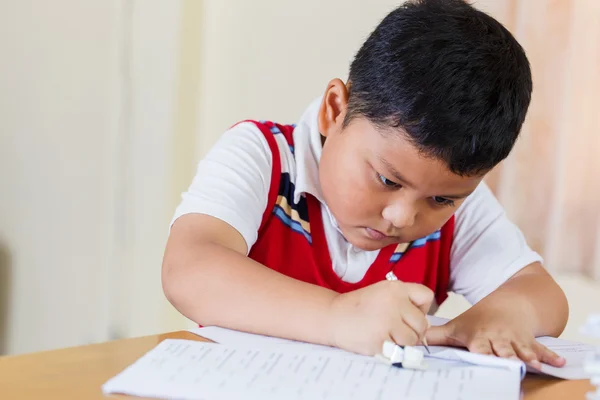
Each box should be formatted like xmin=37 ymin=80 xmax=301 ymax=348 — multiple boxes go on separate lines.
xmin=189 ymin=326 xmax=339 ymax=352
xmin=190 ymin=315 xmax=594 ymax=380
xmin=103 ymin=339 xmax=521 ymax=400
xmin=532 ymin=336 xmax=596 ymax=379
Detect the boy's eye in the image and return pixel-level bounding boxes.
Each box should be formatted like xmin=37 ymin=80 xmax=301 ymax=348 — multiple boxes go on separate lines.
xmin=432 ymin=196 xmax=455 ymax=207
xmin=378 ymin=174 xmax=400 ymax=188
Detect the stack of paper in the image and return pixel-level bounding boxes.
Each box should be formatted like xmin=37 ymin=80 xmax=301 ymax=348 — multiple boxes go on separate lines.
xmin=103 ymin=339 xmax=521 ymax=400
xmin=582 ymin=314 xmax=600 ymax=400
xmin=102 ymin=315 xmax=597 ymax=400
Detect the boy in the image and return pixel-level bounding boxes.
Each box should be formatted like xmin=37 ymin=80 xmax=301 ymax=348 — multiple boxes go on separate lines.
xmin=163 ymin=0 xmax=568 ymax=369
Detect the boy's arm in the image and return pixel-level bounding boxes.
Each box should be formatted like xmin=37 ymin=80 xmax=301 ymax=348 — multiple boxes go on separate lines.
xmin=427 ymin=262 xmax=568 ymax=368
xmin=163 ymin=213 xmax=435 ymax=355
xmin=163 ymin=213 xmax=338 ymax=346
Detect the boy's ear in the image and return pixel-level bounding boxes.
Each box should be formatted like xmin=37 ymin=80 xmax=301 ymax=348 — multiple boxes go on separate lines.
xmin=318 ymin=79 xmax=349 ymax=138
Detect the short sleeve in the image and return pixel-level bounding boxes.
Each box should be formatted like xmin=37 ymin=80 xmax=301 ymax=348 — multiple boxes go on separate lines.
xmin=170 ymin=122 xmax=273 ymax=253
xmin=449 ymin=182 xmax=543 ymax=304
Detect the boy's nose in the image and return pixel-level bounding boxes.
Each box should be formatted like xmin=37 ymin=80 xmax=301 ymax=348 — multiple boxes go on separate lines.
xmin=382 ymin=202 xmax=417 ymax=230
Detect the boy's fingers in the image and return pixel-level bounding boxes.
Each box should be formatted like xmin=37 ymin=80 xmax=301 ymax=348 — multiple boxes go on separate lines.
xmin=389 ymin=323 xmax=419 ymax=347
xmin=404 ymin=283 xmax=434 ymax=313
xmin=533 ymin=342 xmax=566 ymax=367
xmin=400 ymin=304 xmax=429 ymax=338
xmin=468 ymin=337 xmax=494 ymax=356
xmin=513 ymin=341 xmax=539 ymax=366
xmin=425 ymin=324 xmax=454 ymax=346
xmin=490 ymin=338 xmax=517 ymax=359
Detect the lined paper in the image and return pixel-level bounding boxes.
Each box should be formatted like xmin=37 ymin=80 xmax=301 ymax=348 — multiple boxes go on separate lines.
xmin=103 ymin=339 xmax=520 ymax=400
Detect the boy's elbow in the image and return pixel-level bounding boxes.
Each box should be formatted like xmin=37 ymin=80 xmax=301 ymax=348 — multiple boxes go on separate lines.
xmin=161 ymin=245 xmax=216 ymax=326
xmin=161 ymin=256 xmax=181 ymax=309
xmin=161 ymin=241 xmax=197 ymax=313
xmin=161 ymin=230 xmax=199 ymax=312
xmin=539 ymin=273 xmax=569 ymax=338
xmin=554 ymin=284 xmax=569 ymax=337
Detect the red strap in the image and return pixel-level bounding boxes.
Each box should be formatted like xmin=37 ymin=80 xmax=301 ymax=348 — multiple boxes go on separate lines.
xmin=434 ymin=216 xmax=455 ymax=305
xmin=232 ymin=120 xmax=282 ymax=234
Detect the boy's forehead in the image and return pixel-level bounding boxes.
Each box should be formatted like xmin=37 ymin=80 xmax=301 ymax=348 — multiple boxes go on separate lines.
xmin=347 ymin=118 xmax=483 ymax=193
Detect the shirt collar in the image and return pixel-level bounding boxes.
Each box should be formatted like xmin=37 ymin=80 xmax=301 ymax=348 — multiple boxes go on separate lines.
xmin=292 ymin=97 xmax=326 ymax=204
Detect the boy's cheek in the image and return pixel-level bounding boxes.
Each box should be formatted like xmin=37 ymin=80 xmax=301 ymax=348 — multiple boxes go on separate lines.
xmin=327 ymin=185 xmax=382 ymax=221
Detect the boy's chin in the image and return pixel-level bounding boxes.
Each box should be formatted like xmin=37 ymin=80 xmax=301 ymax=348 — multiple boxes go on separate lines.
xmin=344 ymin=230 xmax=394 ymax=252
xmin=351 ymin=241 xmax=387 ymax=252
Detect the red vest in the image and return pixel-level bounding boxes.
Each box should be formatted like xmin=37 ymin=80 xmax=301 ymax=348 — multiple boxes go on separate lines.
xmin=246 ymin=120 xmax=454 ymax=305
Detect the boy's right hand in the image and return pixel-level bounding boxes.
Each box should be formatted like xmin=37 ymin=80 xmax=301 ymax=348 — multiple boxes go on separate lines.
xmin=328 ymin=280 xmax=433 ymax=356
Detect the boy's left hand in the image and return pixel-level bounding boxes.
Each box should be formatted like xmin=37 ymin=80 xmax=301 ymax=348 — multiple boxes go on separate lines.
xmin=425 ymin=309 xmax=566 ymax=369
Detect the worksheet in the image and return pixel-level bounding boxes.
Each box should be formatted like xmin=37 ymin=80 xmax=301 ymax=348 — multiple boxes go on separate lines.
xmin=102 ymin=339 xmax=521 ymax=400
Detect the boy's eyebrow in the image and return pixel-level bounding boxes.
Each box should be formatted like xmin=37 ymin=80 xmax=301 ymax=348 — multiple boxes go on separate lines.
xmin=377 ymin=155 xmax=416 ymax=189
xmin=438 ymin=191 xmax=474 ymax=200
xmin=377 ymin=155 xmax=474 ymax=199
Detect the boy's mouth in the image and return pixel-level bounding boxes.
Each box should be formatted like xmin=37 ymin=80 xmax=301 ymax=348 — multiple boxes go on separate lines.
xmin=364 ymin=227 xmax=391 ymax=241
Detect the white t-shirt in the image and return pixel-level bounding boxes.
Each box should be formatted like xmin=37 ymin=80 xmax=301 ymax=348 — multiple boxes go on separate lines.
xmin=172 ymin=98 xmax=542 ymax=305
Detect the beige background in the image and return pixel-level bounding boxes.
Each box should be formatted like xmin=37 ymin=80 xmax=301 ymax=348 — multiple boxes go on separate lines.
xmin=0 ymin=0 xmax=598 ymax=356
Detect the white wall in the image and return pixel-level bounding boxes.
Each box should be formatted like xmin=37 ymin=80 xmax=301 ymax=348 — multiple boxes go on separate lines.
xmin=117 ymin=0 xmax=181 ymax=340
xmin=195 ymin=0 xmax=403 ymax=157
xmin=0 ymin=0 xmax=121 ymax=355
xmin=0 ymin=0 xmax=180 ymax=355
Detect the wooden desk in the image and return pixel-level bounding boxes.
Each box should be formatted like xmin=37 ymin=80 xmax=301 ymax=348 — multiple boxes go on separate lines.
xmin=0 ymin=331 xmax=594 ymax=399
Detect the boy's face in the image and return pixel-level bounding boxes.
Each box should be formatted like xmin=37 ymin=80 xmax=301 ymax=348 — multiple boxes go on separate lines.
xmin=318 ymin=79 xmax=485 ymax=251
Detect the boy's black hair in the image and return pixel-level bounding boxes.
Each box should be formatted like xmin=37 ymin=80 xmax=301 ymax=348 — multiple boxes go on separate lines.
xmin=345 ymin=0 xmax=532 ymax=176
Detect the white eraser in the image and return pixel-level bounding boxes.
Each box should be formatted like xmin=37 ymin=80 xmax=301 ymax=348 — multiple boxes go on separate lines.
xmin=380 ymin=341 xmax=427 ymax=370
xmin=403 ymin=346 xmax=426 ymax=370
xmin=382 ymin=340 xmax=404 ymax=363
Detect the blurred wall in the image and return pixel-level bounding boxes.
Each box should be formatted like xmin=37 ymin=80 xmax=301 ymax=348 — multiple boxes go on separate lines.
xmin=0 ymin=0 xmax=122 ymax=354
xmin=192 ymin=0 xmax=404 ymax=159
xmin=0 ymin=0 xmax=180 ymax=355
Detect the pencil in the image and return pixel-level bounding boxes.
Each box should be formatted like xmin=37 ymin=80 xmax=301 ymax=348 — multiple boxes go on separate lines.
xmin=422 ymin=337 xmax=431 ymax=354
